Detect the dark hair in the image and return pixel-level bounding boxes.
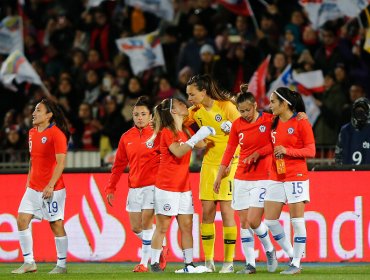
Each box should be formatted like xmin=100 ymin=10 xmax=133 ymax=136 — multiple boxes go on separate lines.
xmin=40 ymin=99 xmax=70 ymax=142
xmin=271 ymin=87 xmax=306 ymax=130
xmin=152 ymin=98 xmax=190 ymax=140
xmin=236 ymin=84 xmax=256 ymax=104
xmin=187 ymin=74 xmax=231 ymax=101
xmin=134 ymin=95 xmax=154 ymax=113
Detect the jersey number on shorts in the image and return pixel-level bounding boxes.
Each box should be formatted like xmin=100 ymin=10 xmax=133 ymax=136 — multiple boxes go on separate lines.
xmin=259 ymin=188 xmax=266 ymax=202
xmin=292 ymin=182 xmax=303 ymax=195
xmin=46 ymin=201 xmax=58 ymax=214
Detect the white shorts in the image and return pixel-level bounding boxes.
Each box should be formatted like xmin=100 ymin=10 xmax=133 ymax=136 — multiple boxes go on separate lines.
xmin=18 ymin=187 xmax=66 ymax=222
xmin=264 ymin=180 xmax=310 ymax=204
xmin=126 ymin=185 xmax=155 ymax=212
xmin=232 ymin=179 xmax=272 ymax=210
xmin=154 ymin=187 xmax=194 ymax=216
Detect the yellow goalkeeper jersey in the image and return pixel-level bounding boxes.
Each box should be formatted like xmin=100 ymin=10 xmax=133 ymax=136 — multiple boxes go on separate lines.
xmin=185 ymin=100 xmax=240 ymax=166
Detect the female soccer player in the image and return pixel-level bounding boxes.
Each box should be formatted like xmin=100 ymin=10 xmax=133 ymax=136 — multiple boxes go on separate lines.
xmin=12 ymin=99 xmax=69 ymax=274
xmin=214 ymin=84 xmax=278 ymax=274
xmin=186 ymin=74 xmax=239 ymax=273
xmin=265 ymin=87 xmax=315 ymax=274
xmin=149 ymin=98 xmax=215 ymax=273
xmin=105 ymin=96 xmax=167 ymax=272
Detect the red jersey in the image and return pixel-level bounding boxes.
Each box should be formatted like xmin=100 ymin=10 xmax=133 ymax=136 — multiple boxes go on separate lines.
xmin=105 ymin=125 xmax=160 ymax=194
xmin=271 ymin=116 xmax=315 ymax=181
xmin=156 ymin=128 xmax=191 ymax=192
xmin=28 ymin=125 xmax=67 ymax=192
xmin=221 ymin=112 xmax=273 ymax=180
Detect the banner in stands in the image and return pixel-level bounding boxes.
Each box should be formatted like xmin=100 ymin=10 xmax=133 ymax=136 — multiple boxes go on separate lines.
xmin=0 ymin=172 xmax=369 ymax=263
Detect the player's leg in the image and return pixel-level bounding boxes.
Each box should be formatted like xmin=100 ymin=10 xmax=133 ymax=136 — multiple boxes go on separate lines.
xmin=219 ymin=200 xmax=236 ymax=273
xmin=150 ymin=214 xmax=171 ymax=272
xmin=248 ymin=182 xmax=277 ymax=272
xmin=12 ymin=188 xmax=41 ymax=274
xmin=47 ymin=189 xmax=68 ymax=274
xmin=200 ymin=200 xmax=217 ymax=271
xmin=177 ymin=214 xmax=194 ymax=265
xmin=264 ymin=181 xmax=293 ymax=260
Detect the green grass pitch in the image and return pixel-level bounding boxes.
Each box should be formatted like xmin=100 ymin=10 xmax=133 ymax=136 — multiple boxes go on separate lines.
xmin=1 ymin=262 xmax=369 ymax=279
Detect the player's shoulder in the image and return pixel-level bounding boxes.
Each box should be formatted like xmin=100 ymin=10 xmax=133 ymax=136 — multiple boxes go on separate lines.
xmin=215 ymin=100 xmax=235 ymax=110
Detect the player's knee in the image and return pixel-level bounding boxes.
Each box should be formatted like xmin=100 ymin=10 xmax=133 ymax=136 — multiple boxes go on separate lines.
xmin=16 ymin=217 xmax=30 ymax=230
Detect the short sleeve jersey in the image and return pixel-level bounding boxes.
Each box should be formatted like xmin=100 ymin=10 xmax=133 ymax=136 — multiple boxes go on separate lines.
xmin=105 ymin=125 xmax=160 ymax=194
xmin=227 ymin=112 xmax=273 ymax=180
xmin=156 ymin=128 xmax=191 ymax=192
xmin=271 ymin=117 xmax=315 ymax=181
xmin=186 ymin=100 xmax=240 ymax=165
xmin=28 ymin=125 xmax=67 ymax=191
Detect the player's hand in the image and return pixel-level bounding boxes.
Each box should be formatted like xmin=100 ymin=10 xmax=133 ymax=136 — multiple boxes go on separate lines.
xmin=220 ymin=121 xmax=232 ymax=133
xmin=42 ymin=185 xmax=54 ymax=199
xmin=213 ymin=178 xmax=221 ymax=194
xmin=107 ymin=193 xmax=115 ymax=207
xmin=274 ymin=146 xmax=286 ymax=157
xmin=244 ymin=152 xmax=260 ymax=164
xmin=297 ymin=112 xmax=308 ymax=120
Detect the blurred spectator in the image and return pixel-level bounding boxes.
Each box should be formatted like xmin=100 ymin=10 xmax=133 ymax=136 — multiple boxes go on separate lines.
xmin=83 ymin=69 xmax=103 ymax=106
xmin=335 ymin=97 xmax=370 ymax=165
xmin=198 ymin=44 xmax=230 ymax=90
xmin=154 ymin=75 xmax=178 ymax=103
xmin=71 ymin=102 xmax=100 ymax=151
xmin=177 ymin=22 xmax=214 ymax=75
xmin=0 ymin=125 xmax=27 ymax=162
xmin=267 ymin=52 xmax=288 ymax=87
xmin=314 ymin=22 xmax=347 ymax=75
xmin=121 ymin=76 xmax=144 ymax=123
xmin=341 ymin=83 xmax=367 ymax=125
xmin=314 ymin=73 xmax=347 ymax=154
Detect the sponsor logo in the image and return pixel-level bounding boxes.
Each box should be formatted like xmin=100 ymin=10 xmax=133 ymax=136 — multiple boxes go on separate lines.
xmin=287 ymin=128 xmax=294 ymax=134
xmin=215 ymin=114 xmax=222 ymax=122
xmin=65 ymin=175 xmax=125 ymax=261
xmin=259 ymin=125 xmax=266 ymax=132
xmin=163 ymin=204 xmax=171 ymax=211
xmin=41 ymin=137 xmax=47 ymax=144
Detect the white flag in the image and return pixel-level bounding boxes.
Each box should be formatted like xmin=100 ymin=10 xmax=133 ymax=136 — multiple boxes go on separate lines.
xmin=125 ymin=0 xmax=174 ymax=21
xmin=87 ymin=0 xmax=105 ymax=8
xmin=0 ymin=50 xmax=42 ymax=91
xmin=116 ymin=31 xmax=165 ymax=75
xmin=0 ymin=16 xmax=24 ymax=54
xmin=268 ymin=65 xmax=321 ymax=125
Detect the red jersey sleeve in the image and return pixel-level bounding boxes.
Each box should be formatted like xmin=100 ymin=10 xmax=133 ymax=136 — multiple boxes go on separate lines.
xmin=105 ymin=135 xmax=128 ymax=194
xmin=221 ymin=119 xmax=239 ymax=166
xmin=285 ymin=120 xmax=316 ymax=158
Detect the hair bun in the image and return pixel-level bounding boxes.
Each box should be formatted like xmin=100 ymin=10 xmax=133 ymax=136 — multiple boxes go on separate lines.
xmin=240 ymin=83 xmax=249 ymax=93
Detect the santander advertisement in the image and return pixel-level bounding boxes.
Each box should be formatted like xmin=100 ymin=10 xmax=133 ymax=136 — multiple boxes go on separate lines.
xmin=0 ymin=172 xmax=369 ymax=263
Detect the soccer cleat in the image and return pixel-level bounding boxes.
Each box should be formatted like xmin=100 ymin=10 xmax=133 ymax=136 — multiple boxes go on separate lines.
xmin=236 ymin=263 xmax=256 ymax=274
xmin=48 ymin=265 xmax=67 ymax=274
xmin=151 ymin=262 xmax=163 ymax=273
xmin=280 ymin=264 xmax=301 ymax=275
xmin=159 ymin=245 xmax=169 ymax=270
xmin=11 ymin=262 xmax=37 ymax=274
xmin=219 ymin=262 xmax=234 ymax=273
xmin=266 ymin=249 xmax=278 ymax=272
xmin=133 ymin=264 xmax=148 ymax=272
xmin=175 ymin=263 xmax=211 ymax=273
xmin=205 ymin=260 xmax=216 ymax=272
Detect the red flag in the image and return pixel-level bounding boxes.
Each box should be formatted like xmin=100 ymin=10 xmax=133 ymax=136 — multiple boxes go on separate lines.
xmin=247 ymin=55 xmax=271 ymax=109
xmin=216 ymin=0 xmax=252 ymax=16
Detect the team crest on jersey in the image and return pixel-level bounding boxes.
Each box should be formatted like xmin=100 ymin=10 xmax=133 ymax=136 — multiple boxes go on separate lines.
xmin=215 ymin=114 xmax=222 ymax=122
xmin=146 ymin=140 xmax=154 ymax=148
xmin=288 ymin=128 xmax=294 ymax=134
xmin=41 ymin=137 xmax=47 ymax=144
xmin=259 ymin=125 xmax=266 ymax=132
xmin=163 ymin=204 xmax=171 ymax=211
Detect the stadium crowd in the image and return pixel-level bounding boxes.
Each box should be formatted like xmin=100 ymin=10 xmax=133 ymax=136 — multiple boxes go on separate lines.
xmin=1 ymin=0 xmax=370 ymax=164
